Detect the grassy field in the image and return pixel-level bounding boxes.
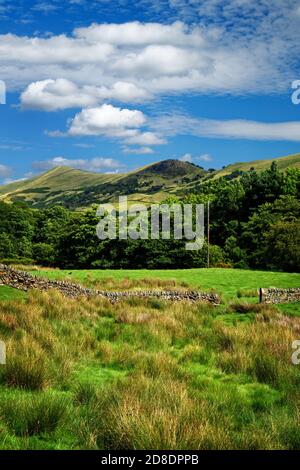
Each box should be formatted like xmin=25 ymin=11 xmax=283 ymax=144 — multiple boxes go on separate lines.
xmin=32 ymin=267 xmax=300 ymax=300
xmin=0 ymin=286 xmax=27 ymax=302
xmin=0 ymin=268 xmax=299 ymax=449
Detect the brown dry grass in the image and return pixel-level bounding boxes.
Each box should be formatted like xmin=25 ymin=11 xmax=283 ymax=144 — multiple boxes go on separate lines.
xmin=0 ymin=286 xmax=299 ymax=449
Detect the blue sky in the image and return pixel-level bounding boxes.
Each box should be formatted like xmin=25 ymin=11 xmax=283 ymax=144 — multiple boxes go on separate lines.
xmin=0 ymin=0 xmax=300 ymax=183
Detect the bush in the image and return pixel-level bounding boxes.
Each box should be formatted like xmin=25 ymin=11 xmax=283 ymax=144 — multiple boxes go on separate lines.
xmin=214 ymin=262 xmax=233 ymax=268
xmin=33 ymin=243 xmax=55 ymax=266
xmin=234 ymin=260 xmax=249 ymax=269
xmin=187 ymin=242 xmax=225 ymax=268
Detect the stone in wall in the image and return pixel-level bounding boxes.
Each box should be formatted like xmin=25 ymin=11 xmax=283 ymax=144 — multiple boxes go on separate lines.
xmin=260 ymin=287 xmax=300 ymax=304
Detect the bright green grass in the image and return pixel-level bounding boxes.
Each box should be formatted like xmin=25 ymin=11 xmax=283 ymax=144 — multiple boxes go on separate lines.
xmin=72 ymin=362 xmax=127 ymax=386
xmin=276 ymin=303 xmax=300 ymax=317
xmin=0 ymin=286 xmax=27 ymax=301
xmin=33 ymin=268 xmax=300 ymax=300
xmin=0 ymin=386 xmax=74 ymax=450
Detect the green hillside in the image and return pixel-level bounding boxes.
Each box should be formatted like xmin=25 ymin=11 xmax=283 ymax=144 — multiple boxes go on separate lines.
xmin=0 ymin=160 xmax=205 ymax=209
xmin=213 ymin=153 xmax=300 ymax=179
xmin=0 ymin=153 xmax=298 ymax=209
xmin=0 ymin=166 xmax=122 ymax=204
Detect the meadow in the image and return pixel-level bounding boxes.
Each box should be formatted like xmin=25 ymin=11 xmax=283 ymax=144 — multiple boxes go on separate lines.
xmin=0 ymin=268 xmax=299 ymax=449
xmin=32 ymin=267 xmax=299 ymax=296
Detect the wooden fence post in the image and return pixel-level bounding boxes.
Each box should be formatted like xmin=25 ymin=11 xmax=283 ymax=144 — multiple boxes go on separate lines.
xmin=259 ymin=288 xmax=266 ymax=303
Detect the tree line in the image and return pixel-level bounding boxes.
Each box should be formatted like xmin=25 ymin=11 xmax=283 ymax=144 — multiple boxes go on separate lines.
xmin=0 ymin=162 xmax=299 ymax=272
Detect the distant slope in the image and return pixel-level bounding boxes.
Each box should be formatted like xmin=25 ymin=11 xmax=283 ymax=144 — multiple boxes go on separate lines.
xmin=213 ymin=153 xmax=300 ymax=179
xmin=0 ymin=160 xmax=206 ymax=209
xmin=0 ymin=167 xmax=124 ymax=208
xmin=0 ymin=154 xmax=298 ymax=209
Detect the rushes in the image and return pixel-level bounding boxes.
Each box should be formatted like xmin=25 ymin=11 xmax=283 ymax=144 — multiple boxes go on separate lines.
xmin=78 ymin=375 xmax=215 ymax=450
xmin=87 ymin=276 xmax=187 ymax=291
xmin=3 ymin=336 xmax=48 ymax=390
xmin=0 ymin=393 xmax=69 ymax=436
xmin=0 ymin=285 xmax=299 ymax=449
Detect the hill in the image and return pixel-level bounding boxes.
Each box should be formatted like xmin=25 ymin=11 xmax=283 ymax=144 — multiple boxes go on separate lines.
xmin=213 ymin=153 xmax=300 ymax=179
xmin=0 ymin=167 xmax=123 ymax=209
xmin=0 ymin=160 xmax=205 ymax=209
xmin=0 ymin=153 xmax=298 ymax=209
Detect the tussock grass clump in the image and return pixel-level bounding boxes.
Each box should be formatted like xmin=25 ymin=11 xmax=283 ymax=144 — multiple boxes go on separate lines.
xmin=279 ymin=416 xmax=300 ymax=450
xmin=30 ymin=290 xmax=91 ymax=321
xmin=3 ymin=337 xmax=48 ymax=390
xmin=78 ymin=374 xmax=224 ymax=450
xmin=135 ymin=352 xmax=181 ymax=379
xmin=76 ymin=370 xmax=286 ymax=450
xmin=0 ymin=313 xmax=18 ymax=332
xmin=116 ymin=311 xmax=152 ymax=324
xmin=0 ymin=292 xmax=104 ymax=392
xmin=252 ymin=354 xmax=281 ymax=386
xmin=178 ymin=343 xmax=213 ymax=365
xmin=0 ymin=393 xmax=69 ymax=436
xmin=216 ymin=314 xmax=300 ymax=392
xmin=147 ymin=299 xmax=166 ymax=310
xmin=74 ymin=382 xmax=98 ymax=405
xmin=230 ymin=303 xmax=277 ymax=315
xmin=4 ymin=356 xmax=47 ymax=391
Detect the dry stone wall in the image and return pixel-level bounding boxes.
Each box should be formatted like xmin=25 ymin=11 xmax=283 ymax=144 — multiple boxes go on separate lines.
xmin=260 ymin=288 xmax=300 ymax=304
xmin=0 ymin=264 xmax=220 ymax=305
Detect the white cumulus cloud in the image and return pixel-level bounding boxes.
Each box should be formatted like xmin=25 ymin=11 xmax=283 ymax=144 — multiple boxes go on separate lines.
xmin=74 ymin=21 xmax=205 ymax=47
xmin=48 ymin=103 xmax=165 ymax=148
xmin=67 ymin=104 xmax=146 ymax=136
xmin=0 ymin=13 xmax=298 ymax=99
xmin=21 ymin=79 xmax=151 ymax=111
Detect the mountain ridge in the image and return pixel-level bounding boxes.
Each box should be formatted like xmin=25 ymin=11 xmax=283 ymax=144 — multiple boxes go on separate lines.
xmin=0 ymin=153 xmax=299 ymax=209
